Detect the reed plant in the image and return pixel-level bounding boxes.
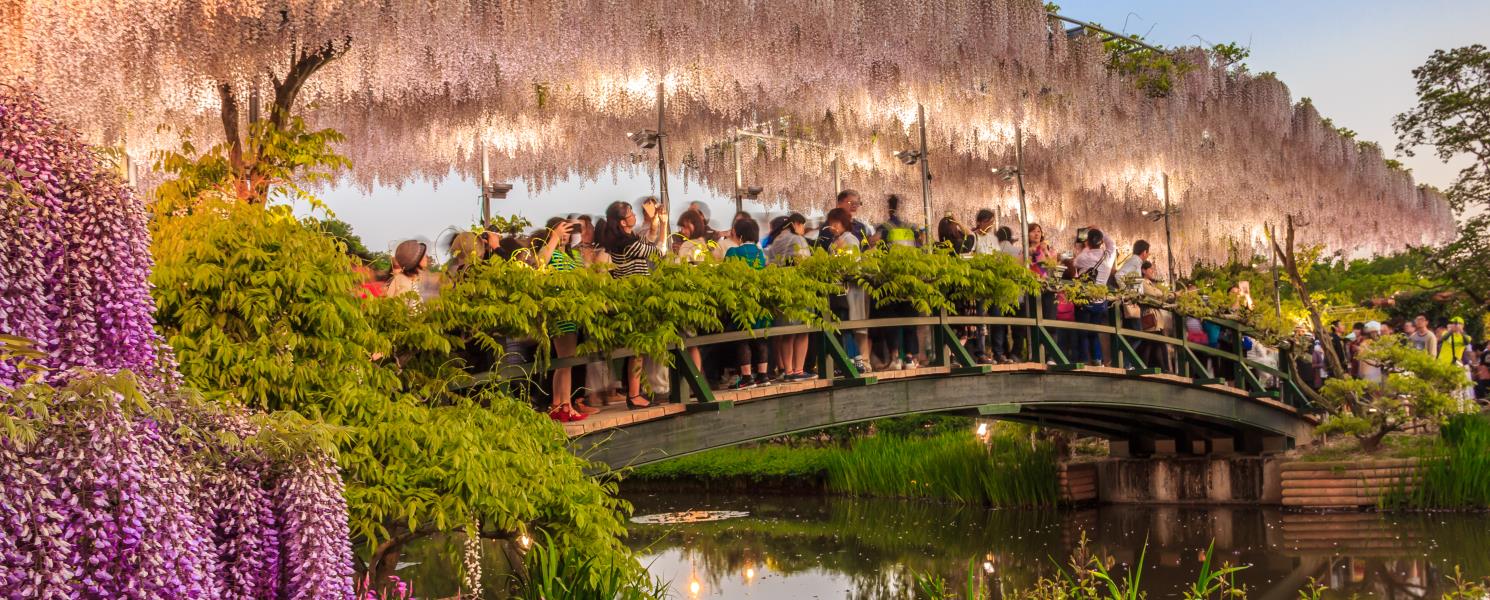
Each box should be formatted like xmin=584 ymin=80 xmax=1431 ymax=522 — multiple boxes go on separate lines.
xmin=915 ymin=535 xmax=1246 ymax=600
xmin=1382 ymin=413 xmax=1490 ymax=510
xmin=824 ymin=431 xmax=1060 ymax=507
xmin=519 ymin=533 xmax=669 ymax=600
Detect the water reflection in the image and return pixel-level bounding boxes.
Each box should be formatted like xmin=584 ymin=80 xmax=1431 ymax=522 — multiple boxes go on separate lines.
xmin=624 ymin=492 xmax=1490 ymax=599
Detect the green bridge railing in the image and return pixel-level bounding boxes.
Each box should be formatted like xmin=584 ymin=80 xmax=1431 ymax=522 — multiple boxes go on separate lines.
xmin=469 ymin=300 xmax=1317 ymax=416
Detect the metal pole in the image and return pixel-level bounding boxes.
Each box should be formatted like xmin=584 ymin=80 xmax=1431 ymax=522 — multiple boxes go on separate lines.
xmin=479 ymin=141 xmax=491 ymax=224
xmin=1015 ymin=124 xmax=1030 ymax=273
xmin=733 ymin=128 xmax=743 ymax=214
xmin=655 ymin=82 xmax=671 ymax=240
xmin=831 ymin=157 xmax=841 ymax=198
xmin=1269 ymin=220 xmax=1283 ymax=318
xmin=1162 ymin=172 xmax=1174 ymax=288
xmin=916 ymin=104 xmax=932 ymax=251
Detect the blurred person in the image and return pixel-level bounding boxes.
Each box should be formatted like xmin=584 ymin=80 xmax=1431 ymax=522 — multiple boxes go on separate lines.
xmin=816 ymin=190 xmax=871 ymax=251
xmin=675 ymin=208 xmax=711 ymax=264
xmin=971 ymin=209 xmax=999 ymax=256
xmin=635 ymin=196 xmax=668 ymax=254
xmin=1411 ymin=314 xmax=1438 ymax=358
xmin=875 ymin=194 xmax=922 ymax=248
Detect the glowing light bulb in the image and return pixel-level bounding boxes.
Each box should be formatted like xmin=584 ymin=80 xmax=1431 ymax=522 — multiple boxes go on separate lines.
xmin=976 ymin=423 xmax=989 ymax=437
xmin=746 ymin=568 xmax=755 ymax=580
xmin=517 ymin=534 xmax=531 ymax=549
xmin=689 ymin=579 xmax=701 ymax=596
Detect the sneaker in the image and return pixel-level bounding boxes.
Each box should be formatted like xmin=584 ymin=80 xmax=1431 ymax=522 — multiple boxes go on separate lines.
xmin=729 ymin=375 xmax=754 ymax=390
xmin=904 ymin=359 xmax=921 ymax=370
xmin=852 ymin=358 xmax=871 ymax=374
xmin=754 ymin=373 xmax=772 ymax=387
xmin=889 ymin=358 xmax=904 ymax=371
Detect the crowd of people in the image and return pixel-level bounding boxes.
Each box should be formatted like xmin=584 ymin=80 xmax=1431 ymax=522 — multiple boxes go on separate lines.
xmin=1309 ymin=315 xmax=1487 ymax=402
xmin=350 ymin=191 xmax=1489 ymax=422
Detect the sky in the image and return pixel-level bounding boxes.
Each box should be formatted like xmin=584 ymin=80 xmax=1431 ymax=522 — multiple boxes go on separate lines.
xmin=311 ymin=0 xmax=1490 ymax=255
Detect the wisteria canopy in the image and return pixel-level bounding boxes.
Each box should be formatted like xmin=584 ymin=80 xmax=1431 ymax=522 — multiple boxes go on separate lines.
xmin=1 ymin=0 xmax=1456 ymax=262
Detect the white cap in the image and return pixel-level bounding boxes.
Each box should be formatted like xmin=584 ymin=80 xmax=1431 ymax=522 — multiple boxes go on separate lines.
xmin=1364 ymin=321 xmax=1382 ymax=333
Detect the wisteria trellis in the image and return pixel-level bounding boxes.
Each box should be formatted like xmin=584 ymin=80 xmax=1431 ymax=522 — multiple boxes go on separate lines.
xmin=1 ymin=0 xmax=1456 ymax=264
xmin=0 ymin=86 xmax=355 ymax=599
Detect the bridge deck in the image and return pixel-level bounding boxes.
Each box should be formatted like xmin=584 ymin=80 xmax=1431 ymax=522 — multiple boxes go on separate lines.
xmin=565 ymin=361 xmax=1299 ymax=438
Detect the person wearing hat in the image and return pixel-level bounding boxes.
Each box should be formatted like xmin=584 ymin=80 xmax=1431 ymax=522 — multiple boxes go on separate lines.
xmin=1439 ymin=317 xmax=1473 ymax=367
xmin=387 ymin=239 xmax=429 ymax=302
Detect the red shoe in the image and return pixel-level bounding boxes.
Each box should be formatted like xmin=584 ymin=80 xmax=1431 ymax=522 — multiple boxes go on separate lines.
xmin=549 ymin=406 xmax=588 ymax=422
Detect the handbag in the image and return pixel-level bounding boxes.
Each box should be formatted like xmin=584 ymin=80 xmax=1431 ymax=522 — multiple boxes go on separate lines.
xmin=1140 ymin=310 xmax=1159 ymax=332
xmin=1122 ymin=302 xmax=1141 ymax=320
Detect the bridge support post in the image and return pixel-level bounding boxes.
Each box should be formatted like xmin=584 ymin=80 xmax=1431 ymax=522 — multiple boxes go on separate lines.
xmin=1111 ymin=309 xmax=1160 ymax=374
xmin=819 ymin=331 xmax=876 ymax=387
xmin=669 ymin=347 xmax=717 ymax=405
xmin=934 ymin=322 xmax=990 ymax=374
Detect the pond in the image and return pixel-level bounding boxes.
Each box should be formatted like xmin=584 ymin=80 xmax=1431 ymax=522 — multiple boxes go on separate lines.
xmin=624 ymin=492 xmax=1490 ymax=599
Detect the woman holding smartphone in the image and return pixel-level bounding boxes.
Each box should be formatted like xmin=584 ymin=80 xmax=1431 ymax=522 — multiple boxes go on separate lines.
xmin=597 ymin=201 xmax=661 ymax=407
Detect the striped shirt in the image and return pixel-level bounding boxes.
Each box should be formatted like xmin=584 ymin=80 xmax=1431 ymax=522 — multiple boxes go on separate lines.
xmin=608 ymin=240 xmax=660 ymax=279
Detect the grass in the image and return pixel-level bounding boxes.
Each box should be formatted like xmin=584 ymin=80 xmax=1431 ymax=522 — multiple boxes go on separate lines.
xmin=627 ymin=444 xmax=835 ymax=482
xmin=825 ymin=432 xmax=1059 ymax=506
xmin=1382 ymin=413 xmax=1490 ymax=510
xmin=1297 ymin=431 xmax=1442 ymax=462
xmin=629 ymin=427 xmax=1061 ymax=507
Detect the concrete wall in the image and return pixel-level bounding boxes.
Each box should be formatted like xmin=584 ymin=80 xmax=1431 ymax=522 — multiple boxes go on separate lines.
xmin=1096 ymin=456 xmax=1285 ymax=504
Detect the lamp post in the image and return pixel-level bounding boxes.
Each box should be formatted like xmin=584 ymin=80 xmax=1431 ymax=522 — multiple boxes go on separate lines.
xmin=479 ymin=141 xmax=490 ymax=224
xmin=892 ymin=104 xmax=934 ymax=251
xmin=1141 ymin=174 xmax=1178 ymax=287
xmin=733 ymin=128 xmax=744 ymax=214
xmin=990 ymin=125 xmax=1030 ymax=281
xmin=655 ymin=81 xmax=671 ymax=239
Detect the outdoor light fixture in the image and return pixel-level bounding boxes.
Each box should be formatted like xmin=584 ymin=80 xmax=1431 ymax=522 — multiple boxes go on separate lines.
xmin=627 ymin=129 xmax=661 ymax=149
xmin=1140 ymin=208 xmax=1166 ymax=222
xmin=744 ymin=185 xmax=763 ymax=200
xmin=893 ymin=149 xmax=923 ymax=165
xmin=991 ymin=165 xmax=1018 ymax=181
xmin=486 ymin=182 xmax=514 ymax=199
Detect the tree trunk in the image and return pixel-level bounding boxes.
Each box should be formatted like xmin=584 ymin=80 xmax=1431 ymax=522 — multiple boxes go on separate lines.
xmin=1358 ymin=429 xmax=1391 ymax=453
xmin=216 ymin=37 xmax=349 ymax=205
xmin=1268 ymin=216 xmax=1353 ymax=411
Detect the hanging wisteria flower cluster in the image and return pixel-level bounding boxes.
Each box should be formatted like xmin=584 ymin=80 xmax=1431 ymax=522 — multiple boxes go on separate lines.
xmin=0 ymin=85 xmax=355 ymax=599
xmin=1 ymin=0 xmax=1456 ymax=265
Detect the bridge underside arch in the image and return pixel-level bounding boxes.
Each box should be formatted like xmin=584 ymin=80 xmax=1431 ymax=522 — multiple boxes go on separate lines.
xmin=570 ymin=370 xmax=1315 ymax=470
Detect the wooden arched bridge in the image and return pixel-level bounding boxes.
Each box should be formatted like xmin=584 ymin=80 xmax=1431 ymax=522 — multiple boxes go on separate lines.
xmin=476 ymin=310 xmax=1319 ymax=470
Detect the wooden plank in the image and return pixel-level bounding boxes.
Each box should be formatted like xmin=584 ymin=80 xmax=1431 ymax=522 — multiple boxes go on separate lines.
xmin=1280 ymin=458 xmax=1418 ymax=471
xmin=1280 ymin=467 xmax=1417 ymax=480
xmin=1283 ymin=477 xmax=1419 ymax=489
xmin=1281 ymin=497 xmax=1380 ymax=507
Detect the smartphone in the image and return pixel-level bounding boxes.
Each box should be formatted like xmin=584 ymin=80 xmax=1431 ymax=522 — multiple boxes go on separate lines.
xmin=1076 ymin=227 xmax=1090 ymax=243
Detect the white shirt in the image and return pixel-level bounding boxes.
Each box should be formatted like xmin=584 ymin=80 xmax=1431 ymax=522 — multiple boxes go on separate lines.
xmin=997 ymin=240 xmax=1024 ymax=262
xmin=712 ymin=236 xmax=739 ymax=261
xmin=1073 ymin=236 xmax=1117 ymax=284
xmin=972 ymin=230 xmax=999 ymax=255
xmin=1114 ymin=254 xmax=1145 ymax=288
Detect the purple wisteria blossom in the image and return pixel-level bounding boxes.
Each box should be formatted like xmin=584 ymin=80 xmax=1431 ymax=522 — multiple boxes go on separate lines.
xmin=1 ymin=86 xmax=356 ymax=599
